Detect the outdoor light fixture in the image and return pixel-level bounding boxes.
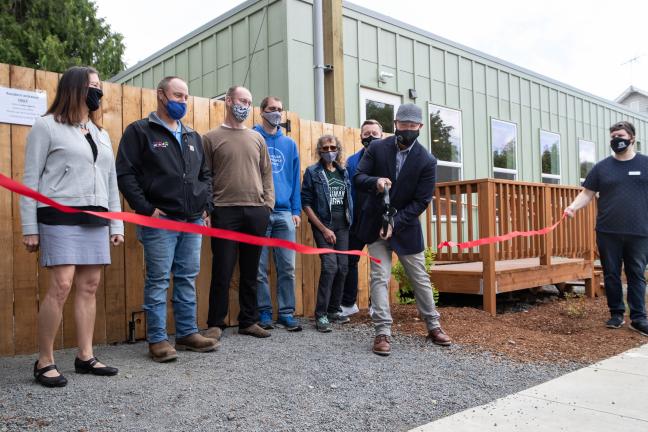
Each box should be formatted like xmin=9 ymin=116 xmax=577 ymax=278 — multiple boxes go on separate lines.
xmin=409 ymin=88 xmax=417 ymax=99
xmin=378 ymin=71 xmax=394 ymax=83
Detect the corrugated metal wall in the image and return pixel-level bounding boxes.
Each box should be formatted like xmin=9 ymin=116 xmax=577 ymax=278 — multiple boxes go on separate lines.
xmin=337 ymin=3 xmax=648 ymax=185
xmin=115 ymin=0 xmax=288 ymax=108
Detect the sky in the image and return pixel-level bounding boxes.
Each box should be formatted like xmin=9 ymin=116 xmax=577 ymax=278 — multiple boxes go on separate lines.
xmin=94 ymin=0 xmax=648 ymax=102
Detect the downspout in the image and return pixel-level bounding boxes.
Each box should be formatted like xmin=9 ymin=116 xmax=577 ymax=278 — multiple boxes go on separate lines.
xmin=313 ymin=0 xmax=325 ymax=122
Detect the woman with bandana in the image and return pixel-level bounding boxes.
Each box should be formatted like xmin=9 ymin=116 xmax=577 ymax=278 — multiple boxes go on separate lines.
xmin=566 ymin=121 xmax=648 ymax=337
xmin=301 ymin=135 xmax=353 ymax=332
xmin=20 ymin=66 xmax=124 ymax=387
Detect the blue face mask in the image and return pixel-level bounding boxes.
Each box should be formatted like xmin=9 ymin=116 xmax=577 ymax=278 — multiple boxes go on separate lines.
xmin=166 ymin=100 xmax=187 ymax=120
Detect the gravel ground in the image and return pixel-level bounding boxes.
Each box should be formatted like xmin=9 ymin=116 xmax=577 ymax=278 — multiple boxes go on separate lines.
xmin=0 ymin=320 xmax=581 ymax=432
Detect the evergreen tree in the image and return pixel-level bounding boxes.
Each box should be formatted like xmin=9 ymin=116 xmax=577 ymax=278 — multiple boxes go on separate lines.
xmin=0 ymin=0 xmax=125 ymax=78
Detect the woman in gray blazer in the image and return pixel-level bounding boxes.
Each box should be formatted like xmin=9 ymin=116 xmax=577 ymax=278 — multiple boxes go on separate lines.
xmin=20 ymin=66 xmax=124 ymax=387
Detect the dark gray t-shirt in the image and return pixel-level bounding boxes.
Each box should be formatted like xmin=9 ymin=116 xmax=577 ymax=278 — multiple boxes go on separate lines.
xmin=583 ymin=153 xmax=648 ymax=236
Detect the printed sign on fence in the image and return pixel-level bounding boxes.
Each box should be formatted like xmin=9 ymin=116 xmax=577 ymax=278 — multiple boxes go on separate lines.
xmin=0 ymin=86 xmax=47 ymax=126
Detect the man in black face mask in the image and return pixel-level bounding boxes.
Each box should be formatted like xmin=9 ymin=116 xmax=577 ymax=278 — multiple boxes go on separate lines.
xmin=566 ymin=121 xmax=648 ymax=338
xmin=355 ymin=104 xmax=452 ymax=356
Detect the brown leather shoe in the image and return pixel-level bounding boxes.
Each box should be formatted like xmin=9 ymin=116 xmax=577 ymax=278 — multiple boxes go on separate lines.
xmin=175 ymin=333 xmax=219 ymax=352
xmin=149 ymin=341 xmax=178 ymax=363
xmin=372 ymin=334 xmax=391 ymax=356
xmin=427 ymin=327 xmax=452 ymax=346
xmin=202 ymin=327 xmax=222 ymax=341
xmin=238 ymin=323 xmax=271 ymax=338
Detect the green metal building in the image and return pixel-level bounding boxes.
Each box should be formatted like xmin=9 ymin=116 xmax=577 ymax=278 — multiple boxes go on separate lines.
xmin=111 ymin=0 xmax=648 ymax=185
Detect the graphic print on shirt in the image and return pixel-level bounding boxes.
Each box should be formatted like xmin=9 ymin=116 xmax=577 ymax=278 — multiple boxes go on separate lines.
xmin=268 ymin=146 xmax=285 ymax=174
xmin=326 ymin=170 xmax=346 ymax=213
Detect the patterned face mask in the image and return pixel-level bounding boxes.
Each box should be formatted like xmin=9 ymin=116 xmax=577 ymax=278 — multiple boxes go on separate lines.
xmin=231 ymin=103 xmax=251 ymax=122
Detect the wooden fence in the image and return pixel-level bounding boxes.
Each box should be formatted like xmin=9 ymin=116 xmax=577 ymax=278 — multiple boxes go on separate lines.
xmin=0 ymin=64 xmax=373 ymax=356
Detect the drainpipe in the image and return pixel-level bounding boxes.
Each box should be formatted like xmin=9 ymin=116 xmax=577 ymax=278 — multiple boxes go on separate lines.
xmin=313 ymin=0 xmax=325 ymax=122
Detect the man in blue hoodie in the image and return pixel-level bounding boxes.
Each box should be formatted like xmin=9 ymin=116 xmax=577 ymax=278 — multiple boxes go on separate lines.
xmin=254 ymin=96 xmax=303 ymax=332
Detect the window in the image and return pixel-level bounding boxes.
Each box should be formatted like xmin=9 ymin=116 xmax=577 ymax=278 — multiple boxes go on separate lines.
xmin=429 ymin=104 xmax=462 ymax=182
xmin=359 ymin=87 xmax=401 ymax=134
xmin=491 ymin=119 xmax=518 ymax=180
xmin=579 ymin=139 xmax=596 ymax=183
xmin=540 ymin=130 xmax=561 ymax=184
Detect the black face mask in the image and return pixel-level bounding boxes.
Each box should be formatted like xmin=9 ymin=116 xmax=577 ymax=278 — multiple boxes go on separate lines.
xmin=361 ymin=136 xmax=378 ymax=148
xmin=86 ymin=87 xmax=103 ymax=112
xmin=395 ymin=129 xmax=419 ymax=148
xmin=610 ymin=137 xmax=631 ymax=154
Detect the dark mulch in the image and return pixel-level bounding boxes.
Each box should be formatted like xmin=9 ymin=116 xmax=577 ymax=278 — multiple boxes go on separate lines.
xmin=352 ymin=294 xmax=647 ymax=363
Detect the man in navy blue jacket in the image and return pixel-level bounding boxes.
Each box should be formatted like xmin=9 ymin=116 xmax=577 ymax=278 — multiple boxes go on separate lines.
xmin=340 ymin=119 xmax=383 ymax=317
xmin=355 ymin=103 xmax=452 ymax=356
xmin=253 ymin=96 xmax=303 ymax=332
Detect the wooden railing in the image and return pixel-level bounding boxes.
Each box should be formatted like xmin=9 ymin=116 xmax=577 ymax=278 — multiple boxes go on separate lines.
xmin=428 ymin=179 xmax=596 ymax=264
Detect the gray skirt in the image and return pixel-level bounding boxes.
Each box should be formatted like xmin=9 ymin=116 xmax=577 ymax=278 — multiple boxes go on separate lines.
xmin=38 ymin=224 xmax=111 ymax=267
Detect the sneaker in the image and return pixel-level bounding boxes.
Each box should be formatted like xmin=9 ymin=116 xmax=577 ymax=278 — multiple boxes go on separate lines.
xmin=606 ymin=315 xmax=626 ymax=329
xmin=276 ymin=315 xmax=303 ymax=332
xmin=629 ymin=320 xmax=648 ymax=337
xmin=315 ymin=316 xmax=332 ymax=333
xmin=259 ymin=311 xmax=275 ymax=330
xmin=328 ymin=312 xmax=351 ymax=324
xmin=340 ymin=303 xmax=359 ymax=317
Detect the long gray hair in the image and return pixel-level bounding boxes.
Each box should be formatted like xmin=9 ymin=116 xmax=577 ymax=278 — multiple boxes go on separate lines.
xmin=316 ymin=134 xmax=344 ymax=167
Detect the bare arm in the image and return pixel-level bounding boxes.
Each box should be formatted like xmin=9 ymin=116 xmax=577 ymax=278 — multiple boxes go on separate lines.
xmin=564 ymin=189 xmax=596 ymax=217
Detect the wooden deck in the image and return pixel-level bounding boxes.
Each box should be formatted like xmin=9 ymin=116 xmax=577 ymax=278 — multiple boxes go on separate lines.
xmin=427 ymin=179 xmax=597 ymax=315
xmin=431 ymin=257 xmax=594 ymax=295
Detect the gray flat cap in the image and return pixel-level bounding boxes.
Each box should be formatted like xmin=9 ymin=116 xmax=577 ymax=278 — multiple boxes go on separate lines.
xmin=395 ymin=103 xmax=423 ymax=124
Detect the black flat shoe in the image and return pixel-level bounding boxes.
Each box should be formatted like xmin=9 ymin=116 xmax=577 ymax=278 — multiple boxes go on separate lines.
xmin=33 ymin=361 xmax=67 ymax=388
xmin=74 ymin=357 xmax=118 ymax=376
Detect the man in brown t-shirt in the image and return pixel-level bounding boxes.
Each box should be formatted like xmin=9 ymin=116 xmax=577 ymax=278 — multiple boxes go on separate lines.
xmin=202 ymin=85 xmax=274 ymax=339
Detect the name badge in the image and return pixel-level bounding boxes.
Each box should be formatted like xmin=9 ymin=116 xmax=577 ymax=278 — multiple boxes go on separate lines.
xmin=188 ymin=145 xmax=195 ymax=152
xmin=629 ymin=171 xmax=641 ymax=176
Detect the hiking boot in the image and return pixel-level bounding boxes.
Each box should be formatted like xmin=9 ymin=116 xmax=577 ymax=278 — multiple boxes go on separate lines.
xmin=238 ymin=323 xmax=271 ymax=338
xmin=276 ymin=315 xmax=303 ymax=332
xmin=340 ymin=303 xmax=359 ymax=317
xmin=149 ymin=341 xmax=178 ymax=363
xmin=427 ymin=327 xmax=452 ymax=346
xmin=175 ymin=333 xmax=219 ymax=352
xmin=202 ymin=327 xmax=223 ymax=341
xmin=606 ymin=315 xmax=626 ymax=329
xmin=259 ymin=311 xmax=275 ymax=330
xmin=372 ymin=334 xmax=391 ymax=356
xmin=629 ymin=320 xmax=648 ymax=337
xmin=315 ymin=316 xmax=332 ymax=333
xmin=328 ymin=312 xmax=351 ymax=324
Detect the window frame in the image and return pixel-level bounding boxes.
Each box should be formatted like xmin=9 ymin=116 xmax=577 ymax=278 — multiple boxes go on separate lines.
xmin=539 ymin=129 xmax=562 ymax=184
xmin=490 ymin=118 xmax=519 ymax=180
xmin=359 ymin=87 xmax=402 ymax=133
xmin=578 ymin=138 xmax=597 ymax=184
xmin=428 ymin=103 xmax=464 ymax=182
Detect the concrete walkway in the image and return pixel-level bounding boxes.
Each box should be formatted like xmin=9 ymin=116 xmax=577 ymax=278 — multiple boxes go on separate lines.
xmin=411 ymin=343 xmax=648 ymax=432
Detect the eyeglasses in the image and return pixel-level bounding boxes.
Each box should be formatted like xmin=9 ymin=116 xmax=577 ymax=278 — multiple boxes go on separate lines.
xmin=264 ymin=107 xmax=283 ymax=112
xmin=321 ymin=146 xmax=337 ymax=151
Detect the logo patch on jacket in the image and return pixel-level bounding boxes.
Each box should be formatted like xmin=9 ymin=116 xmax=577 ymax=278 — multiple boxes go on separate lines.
xmin=152 ymin=141 xmax=169 ymax=149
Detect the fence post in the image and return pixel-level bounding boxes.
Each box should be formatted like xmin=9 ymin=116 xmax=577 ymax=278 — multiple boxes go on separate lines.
xmin=540 ymin=185 xmax=553 ymax=266
xmin=478 ymin=180 xmax=497 ymax=316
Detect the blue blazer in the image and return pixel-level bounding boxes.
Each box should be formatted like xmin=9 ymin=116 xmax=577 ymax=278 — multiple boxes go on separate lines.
xmin=354 ymin=135 xmax=436 ymax=255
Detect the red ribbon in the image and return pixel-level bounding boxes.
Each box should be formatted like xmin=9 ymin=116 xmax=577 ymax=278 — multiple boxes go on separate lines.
xmin=437 ymin=213 xmax=566 ymax=250
xmin=0 ymin=173 xmax=380 ymax=263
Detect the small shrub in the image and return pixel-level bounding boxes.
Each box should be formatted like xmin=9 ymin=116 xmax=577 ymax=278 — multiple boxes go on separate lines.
xmin=392 ymin=248 xmax=439 ymax=305
xmin=561 ymin=292 xmax=587 ymax=319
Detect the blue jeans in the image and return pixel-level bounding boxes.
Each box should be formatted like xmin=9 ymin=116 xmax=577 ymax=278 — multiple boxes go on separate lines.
xmin=137 ymin=217 xmax=203 ymax=343
xmin=257 ymin=211 xmax=297 ymax=317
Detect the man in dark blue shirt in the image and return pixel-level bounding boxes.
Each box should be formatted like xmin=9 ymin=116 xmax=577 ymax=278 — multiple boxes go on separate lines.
xmin=566 ymin=121 xmax=648 ymax=337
